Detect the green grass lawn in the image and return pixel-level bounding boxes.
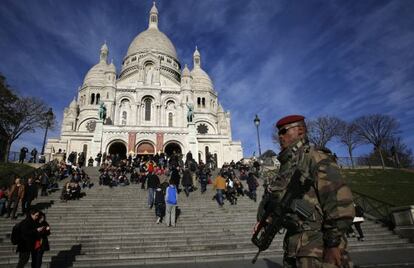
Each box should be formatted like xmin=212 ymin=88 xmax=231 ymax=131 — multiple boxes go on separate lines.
xmin=341 ymin=169 xmax=414 ymax=207
xmin=0 ymin=163 xmax=36 ymax=187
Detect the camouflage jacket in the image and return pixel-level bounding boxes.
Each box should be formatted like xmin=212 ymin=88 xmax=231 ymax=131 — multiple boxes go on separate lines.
xmin=265 ymin=138 xmax=354 ymax=258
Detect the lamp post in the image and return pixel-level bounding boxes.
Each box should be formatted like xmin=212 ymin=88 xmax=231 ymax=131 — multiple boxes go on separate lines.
xmin=253 ymin=114 xmax=262 ymax=157
xmin=41 ymin=108 xmax=54 ymax=156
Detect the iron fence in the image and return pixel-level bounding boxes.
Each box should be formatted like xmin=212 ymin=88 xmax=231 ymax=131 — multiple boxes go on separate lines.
xmin=352 ymin=190 xmax=395 ymax=228
xmin=337 ymin=157 xmax=393 ymax=169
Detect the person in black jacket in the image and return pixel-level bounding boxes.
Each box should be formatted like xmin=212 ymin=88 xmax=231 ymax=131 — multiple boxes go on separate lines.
xmin=39 ymin=174 xmax=49 ymax=196
xmin=32 ymin=211 xmax=50 ymax=268
xmin=146 ymin=171 xmax=160 ymax=209
xmin=22 ymin=177 xmax=38 ymax=214
xmin=16 ymin=208 xmax=42 ymax=268
xmin=246 ymin=172 xmax=258 ymax=202
xmin=154 ymin=187 xmax=165 ymax=224
xmin=170 ymin=166 xmax=181 ymax=193
xmin=181 ymin=168 xmax=193 ymax=197
xmin=197 ymin=162 xmax=210 ymax=194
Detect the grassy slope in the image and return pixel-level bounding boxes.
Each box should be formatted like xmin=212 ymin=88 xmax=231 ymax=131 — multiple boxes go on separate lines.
xmin=341 ymin=169 xmax=414 ymax=207
xmin=0 ymin=163 xmax=36 ymax=187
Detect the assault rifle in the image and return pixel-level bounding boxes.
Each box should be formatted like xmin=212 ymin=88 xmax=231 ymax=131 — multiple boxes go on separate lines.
xmin=251 ymin=169 xmax=313 ymax=264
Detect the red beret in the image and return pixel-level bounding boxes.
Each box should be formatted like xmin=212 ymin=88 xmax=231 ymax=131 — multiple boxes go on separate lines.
xmin=276 ymin=115 xmax=305 ymax=129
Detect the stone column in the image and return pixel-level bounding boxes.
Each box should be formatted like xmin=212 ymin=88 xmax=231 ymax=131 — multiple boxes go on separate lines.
xmin=187 ymin=122 xmax=199 ymax=163
xmin=91 ymin=120 xmax=104 ymax=166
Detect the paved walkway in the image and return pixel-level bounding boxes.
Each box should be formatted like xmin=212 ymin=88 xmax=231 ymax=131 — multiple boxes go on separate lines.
xmin=121 ymin=248 xmax=414 ymax=268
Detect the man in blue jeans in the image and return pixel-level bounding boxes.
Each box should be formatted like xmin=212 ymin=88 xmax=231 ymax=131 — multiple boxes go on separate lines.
xmin=146 ymin=171 xmax=160 ymax=208
xmin=165 ymin=180 xmax=178 ymax=227
xmin=213 ymin=172 xmax=226 ymax=207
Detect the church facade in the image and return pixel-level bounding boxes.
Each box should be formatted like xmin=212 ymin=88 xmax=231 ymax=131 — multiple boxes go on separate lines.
xmin=46 ymin=3 xmax=243 ymax=166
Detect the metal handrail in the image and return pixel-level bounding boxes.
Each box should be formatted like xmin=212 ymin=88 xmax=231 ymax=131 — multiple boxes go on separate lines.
xmin=352 ymin=190 xmax=395 ymax=228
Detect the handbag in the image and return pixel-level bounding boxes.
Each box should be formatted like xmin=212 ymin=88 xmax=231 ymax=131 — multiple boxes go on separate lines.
xmin=353 ymin=216 xmax=364 ymax=223
xmin=34 ymin=239 xmax=42 ymax=250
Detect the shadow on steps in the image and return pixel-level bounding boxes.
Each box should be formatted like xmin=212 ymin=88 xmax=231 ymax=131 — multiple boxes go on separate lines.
xmin=262 ymin=258 xmax=283 ymax=268
xmin=33 ymin=200 xmax=54 ymax=211
xmin=50 ymin=244 xmax=82 ymax=268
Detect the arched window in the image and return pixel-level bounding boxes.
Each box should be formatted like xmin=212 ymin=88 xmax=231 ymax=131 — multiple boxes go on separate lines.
xmin=122 ymin=111 xmax=127 ymax=125
xmin=144 ymin=98 xmax=152 ymax=121
xmin=96 ymin=93 xmax=100 ymax=104
xmin=202 ymin=98 xmax=205 ymax=107
xmin=197 ymin=97 xmax=201 ymax=107
xmin=90 ymin=93 xmax=95 ymax=105
xmin=168 ymin=113 xmax=173 ymax=127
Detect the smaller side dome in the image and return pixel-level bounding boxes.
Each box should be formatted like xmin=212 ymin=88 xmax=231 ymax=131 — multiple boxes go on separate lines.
xmin=83 ymin=62 xmax=109 ymax=86
xmin=191 ymin=67 xmax=213 ymax=90
xmin=190 ymin=47 xmax=213 ymax=90
xmin=106 ymin=60 xmax=116 ymax=74
xmin=69 ymin=97 xmax=78 ymax=109
xmin=83 ymin=43 xmax=113 ymax=86
xmin=182 ymin=64 xmax=191 ymax=77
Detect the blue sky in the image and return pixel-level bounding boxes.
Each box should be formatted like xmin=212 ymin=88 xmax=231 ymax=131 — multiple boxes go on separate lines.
xmin=1 ymin=0 xmax=413 ymax=157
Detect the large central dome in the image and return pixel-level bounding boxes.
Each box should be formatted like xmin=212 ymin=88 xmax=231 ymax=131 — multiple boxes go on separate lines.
xmin=124 ymin=2 xmax=178 ymax=61
xmin=126 ymin=28 xmax=177 ymax=59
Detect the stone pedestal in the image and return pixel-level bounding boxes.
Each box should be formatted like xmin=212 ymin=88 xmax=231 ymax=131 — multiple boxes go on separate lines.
xmin=91 ymin=120 xmax=104 ymax=165
xmin=187 ymin=123 xmax=199 ymax=163
xmin=391 ymin=206 xmax=414 ymax=226
xmin=52 ymin=153 xmax=65 ymax=162
xmin=391 ymin=205 xmax=414 ymax=242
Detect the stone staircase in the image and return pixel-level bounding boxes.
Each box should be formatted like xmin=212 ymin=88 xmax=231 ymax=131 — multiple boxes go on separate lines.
xmin=0 ymin=167 xmax=413 ymax=267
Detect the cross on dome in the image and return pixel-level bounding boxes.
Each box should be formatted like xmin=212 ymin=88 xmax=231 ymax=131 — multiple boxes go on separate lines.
xmin=100 ymin=42 xmax=108 ymax=63
xmin=193 ymin=46 xmax=201 ymax=67
xmin=149 ymin=2 xmax=159 ymax=29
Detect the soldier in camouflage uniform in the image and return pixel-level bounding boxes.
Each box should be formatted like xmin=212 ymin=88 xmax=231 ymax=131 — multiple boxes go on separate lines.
xmin=254 ymin=115 xmax=355 ymax=268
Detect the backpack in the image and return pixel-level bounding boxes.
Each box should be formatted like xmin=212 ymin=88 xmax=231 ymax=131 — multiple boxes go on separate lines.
xmin=11 ymin=221 xmax=23 ymax=245
xmin=166 ymin=186 xmax=177 ymax=205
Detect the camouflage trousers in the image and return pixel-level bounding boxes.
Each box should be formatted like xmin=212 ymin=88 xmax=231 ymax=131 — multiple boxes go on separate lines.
xmin=283 ymin=256 xmax=353 ymax=268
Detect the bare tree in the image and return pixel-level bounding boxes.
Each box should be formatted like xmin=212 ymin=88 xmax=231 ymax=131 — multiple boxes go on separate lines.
xmin=0 ymin=74 xmax=19 ymax=162
xmin=354 ymin=114 xmax=399 ymax=169
xmin=384 ymin=136 xmax=413 ymax=168
xmin=307 ymin=116 xmax=343 ymax=148
xmin=339 ymin=121 xmax=363 ymax=168
xmin=0 ymin=96 xmax=53 ymax=162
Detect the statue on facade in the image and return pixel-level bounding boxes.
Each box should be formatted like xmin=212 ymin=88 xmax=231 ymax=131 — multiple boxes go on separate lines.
xmin=186 ymin=102 xmax=194 ymax=123
xmin=145 ymin=65 xmax=154 ymax=85
xmin=99 ymin=102 xmax=107 ymax=121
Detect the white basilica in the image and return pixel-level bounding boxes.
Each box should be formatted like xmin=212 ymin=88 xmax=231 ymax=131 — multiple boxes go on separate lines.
xmin=46 ymin=3 xmax=243 ymax=166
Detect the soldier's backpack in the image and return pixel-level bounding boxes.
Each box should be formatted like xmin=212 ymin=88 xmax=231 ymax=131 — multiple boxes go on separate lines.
xmin=11 ymin=221 xmax=23 ymax=245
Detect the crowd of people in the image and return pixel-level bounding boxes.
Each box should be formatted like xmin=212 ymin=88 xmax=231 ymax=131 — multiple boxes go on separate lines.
xmin=92 ymin=150 xmax=262 ymax=227
xmin=1 ymin=175 xmax=51 ymax=220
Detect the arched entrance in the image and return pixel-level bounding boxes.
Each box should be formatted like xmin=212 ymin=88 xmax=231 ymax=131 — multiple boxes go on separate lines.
xmin=108 ymin=142 xmax=127 ymax=159
xmin=164 ymin=142 xmax=182 ymax=157
xmin=136 ymin=141 xmax=155 ymax=156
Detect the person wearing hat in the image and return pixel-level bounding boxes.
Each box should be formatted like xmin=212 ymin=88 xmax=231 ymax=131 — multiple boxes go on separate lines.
xmin=254 ymin=115 xmax=355 ymax=267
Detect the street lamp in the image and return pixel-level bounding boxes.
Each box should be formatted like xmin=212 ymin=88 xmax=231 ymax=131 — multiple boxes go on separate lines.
xmin=41 ymin=108 xmax=54 ymax=156
xmin=253 ymin=114 xmax=262 ymax=157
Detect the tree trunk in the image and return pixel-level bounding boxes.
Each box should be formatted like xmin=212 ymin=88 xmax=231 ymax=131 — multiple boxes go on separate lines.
xmin=378 ymin=147 xmax=385 ymax=169
xmin=348 ymin=147 xmax=354 ymax=169
xmin=0 ymin=139 xmax=6 ymax=162
xmin=4 ymin=140 xmax=12 ymax=163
